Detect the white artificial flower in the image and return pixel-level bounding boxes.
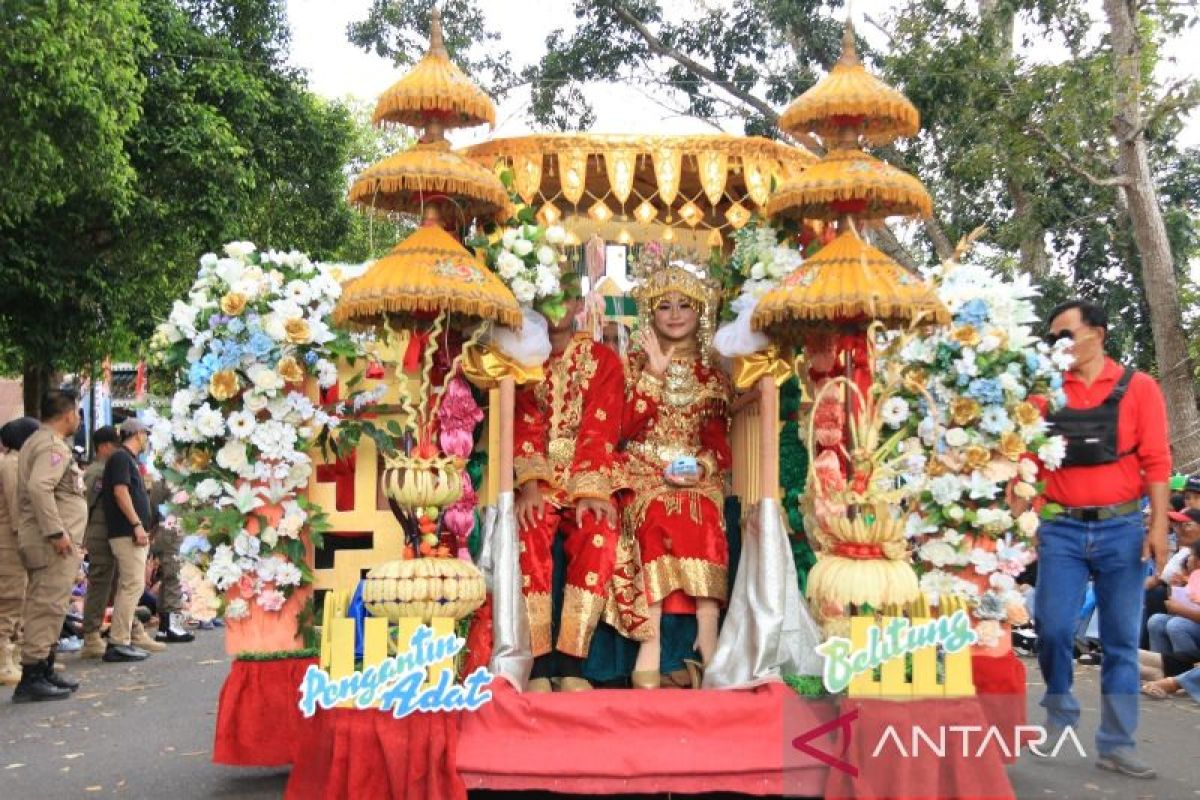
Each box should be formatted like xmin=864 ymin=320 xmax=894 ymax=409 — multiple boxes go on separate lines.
xmin=274 ymin=562 xmax=303 ymax=587
xmin=171 ymin=417 xmax=200 ymax=444
xmin=978 ymin=334 xmax=1001 ymax=353
xmin=243 ymin=391 xmax=269 ymax=413
xmin=227 ymin=410 xmax=256 ymax=439
xmin=224 ymin=241 xmax=256 ymax=259
xmin=1017 ymin=510 xmax=1041 ymax=537
xmin=535 ymin=245 xmax=557 ymax=266
xmin=216 ymin=440 xmax=249 ymax=473
xmin=534 ymin=265 xmax=559 ymax=297
xmin=193 ymin=404 xmax=225 ymax=439
xmin=945 ymin=504 xmax=965 ymax=523
xmin=315 ymin=359 xmax=338 ymax=389
xmin=749 ymin=263 xmax=766 ymax=280
xmin=544 ymin=225 xmax=567 ymax=245
xmin=247 ymin=364 xmax=284 ymax=395
xmin=1038 ymin=437 xmax=1067 ymax=470
xmin=975 ymin=507 xmax=1014 ymax=533
xmin=989 ymin=572 xmax=1017 ymax=592
xmin=193 ymin=478 xmax=222 ymax=503
xmin=225 ymin=598 xmax=250 ymax=620
xmin=1018 ymin=458 xmax=1039 ymax=484
xmin=918 ymin=540 xmax=960 ymax=568
xmin=969 ymin=548 xmax=999 ymax=575
xmin=917 ymin=416 xmax=937 ymax=447
xmin=953 ymin=349 xmax=978 ymax=378
xmin=512 ymin=238 xmax=534 ymax=257
xmin=881 ymin=397 xmax=911 ymax=428
xmin=199 ymin=252 xmax=219 ymax=271
xmin=250 ymin=420 xmax=298 ymax=461
xmin=496 ymin=250 xmax=524 ymax=280
xmin=929 ymin=474 xmax=964 ymax=506
xmin=168 ymin=300 xmax=199 ymax=338
xmin=511 ymin=276 xmax=537 ymax=304
xmin=501 ymin=228 xmax=520 ymax=248
xmin=944 ymin=427 xmax=969 ymax=448
xmin=284 ymin=280 xmax=313 ymax=306
xmin=171 ymin=389 xmax=196 ymax=418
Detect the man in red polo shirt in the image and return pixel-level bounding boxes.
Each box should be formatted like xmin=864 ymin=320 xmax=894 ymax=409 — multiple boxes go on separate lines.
xmin=1035 ymin=300 xmax=1170 ymax=779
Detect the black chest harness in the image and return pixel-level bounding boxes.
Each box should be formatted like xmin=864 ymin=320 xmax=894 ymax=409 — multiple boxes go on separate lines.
xmin=1046 ymin=366 xmax=1136 ymax=468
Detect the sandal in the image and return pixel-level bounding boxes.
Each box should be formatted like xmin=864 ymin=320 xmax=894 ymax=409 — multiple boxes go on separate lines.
xmin=1140 ymin=679 xmax=1179 ymax=699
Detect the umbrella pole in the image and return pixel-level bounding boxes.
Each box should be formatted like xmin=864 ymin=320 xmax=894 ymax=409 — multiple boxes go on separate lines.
xmin=499 ymin=377 xmax=515 ymax=494
xmin=758 ymin=375 xmax=778 ymax=501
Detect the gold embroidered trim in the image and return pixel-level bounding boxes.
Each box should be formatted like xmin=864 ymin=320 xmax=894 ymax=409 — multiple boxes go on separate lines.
xmin=568 ymin=469 xmax=612 ymax=501
xmin=642 ymin=554 xmax=728 ymax=606
xmin=514 ymin=455 xmax=554 ymax=488
xmin=603 ymin=527 xmax=654 ymax=641
xmin=557 ymin=585 xmax=606 ymax=658
xmin=635 ymin=370 xmax=663 ymax=402
xmin=524 ymin=591 xmax=553 ymax=657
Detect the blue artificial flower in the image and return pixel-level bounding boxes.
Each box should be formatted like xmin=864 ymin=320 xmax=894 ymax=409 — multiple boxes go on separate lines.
xmin=187 ymin=353 xmax=221 ymax=388
xmin=304 ymin=351 xmax=319 ymax=365
xmin=966 ymin=378 xmax=1004 ymax=405
xmin=180 ymin=535 xmax=212 ymax=557
xmin=226 ymin=318 xmax=245 ymax=335
xmin=1050 ymin=373 xmax=1063 ymax=390
xmin=247 ymin=332 xmax=274 ymax=359
xmin=980 ymin=405 xmax=1013 ymax=435
xmin=1025 ymin=353 xmax=1042 ymax=374
xmin=956 ymin=373 xmax=971 ymax=388
xmin=955 ymin=298 xmax=990 ymax=327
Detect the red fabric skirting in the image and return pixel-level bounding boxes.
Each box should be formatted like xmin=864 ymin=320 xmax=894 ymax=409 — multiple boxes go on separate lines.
xmin=972 ymin=651 xmax=1028 ymax=765
xmin=823 ymin=697 xmax=1016 ymax=800
xmin=457 ymin=680 xmax=829 ymax=795
xmin=285 ymin=708 xmax=465 ymax=800
xmin=213 ymin=657 xmax=317 ymax=767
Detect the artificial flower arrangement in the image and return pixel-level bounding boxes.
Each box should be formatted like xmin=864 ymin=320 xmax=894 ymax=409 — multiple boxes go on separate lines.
xmin=875 ymin=244 xmax=1072 ymax=646
xmin=149 ymin=242 xmax=379 ymax=622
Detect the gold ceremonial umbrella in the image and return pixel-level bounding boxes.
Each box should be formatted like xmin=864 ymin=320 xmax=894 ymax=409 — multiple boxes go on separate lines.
xmin=751 ymin=228 xmax=948 ymax=337
xmin=372 ymin=8 xmax=495 ymax=132
xmin=778 ymin=21 xmax=919 ymax=146
xmin=766 ymin=149 xmax=932 ymax=221
xmin=334 ymin=224 xmax=522 ymax=328
xmin=348 ymin=139 xmax=512 ymax=223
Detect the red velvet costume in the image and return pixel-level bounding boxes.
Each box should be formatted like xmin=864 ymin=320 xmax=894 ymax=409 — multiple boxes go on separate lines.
xmin=620 ymin=350 xmax=732 ymax=608
xmin=514 ymin=334 xmax=622 ymax=658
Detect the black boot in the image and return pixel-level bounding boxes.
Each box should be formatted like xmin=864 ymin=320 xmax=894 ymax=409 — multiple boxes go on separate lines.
xmin=155 ymin=612 xmax=194 ymax=643
xmin=12 ymin=662 xmax=70 ymax=703
xmin=44 ymin=652 xmax=79 ymax=692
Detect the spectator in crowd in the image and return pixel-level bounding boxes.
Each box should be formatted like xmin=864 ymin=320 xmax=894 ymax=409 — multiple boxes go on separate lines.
xmin=79 ymin=426 xmax=164 ymax=658
xmin=149 ymin=478 xmax=192 ymax=644
xmin=0 ymin=417 xmax=41 ymax=687
xmin=1183 ymin=475 xmax=1200 ymax=511
xmin=13 ymin=391 xmax=86 ymax=703
xmin=1145 ymin=540 xmax=1200 ymax=657
xmin=1031 ymin=300 xmax=1170 ymax=779
xmin=1140 ymin=505 xmax=1200 ymax=648
xmin=99 ymin=419 xmax=154 ymax=663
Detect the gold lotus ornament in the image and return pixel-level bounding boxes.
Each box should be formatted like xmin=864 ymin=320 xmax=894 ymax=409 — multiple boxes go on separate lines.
xmin=362 ymin=557 xmax=486 ymax=623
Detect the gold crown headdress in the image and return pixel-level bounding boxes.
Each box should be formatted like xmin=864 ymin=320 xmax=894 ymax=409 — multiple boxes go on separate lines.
xmin=630 ymin=244 xmax=721 ymax=362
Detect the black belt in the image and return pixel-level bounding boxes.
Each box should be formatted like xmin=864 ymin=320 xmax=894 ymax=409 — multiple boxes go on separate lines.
xmin=1057 ymin=499 xmax=1142 ymax=522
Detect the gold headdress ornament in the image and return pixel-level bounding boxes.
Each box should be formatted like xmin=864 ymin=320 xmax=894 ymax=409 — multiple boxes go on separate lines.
xmin=630 ymin=243 xmax=720 ymax=363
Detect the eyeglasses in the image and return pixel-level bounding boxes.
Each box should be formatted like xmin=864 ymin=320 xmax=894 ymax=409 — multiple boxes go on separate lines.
xmin=1045 ymin=329 xmax=1075 ymax=346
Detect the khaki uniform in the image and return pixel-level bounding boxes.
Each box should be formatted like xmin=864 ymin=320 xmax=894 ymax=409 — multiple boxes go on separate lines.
xmin=17 ymin=428 xmax=85 ymax=665
xmin=81 ymin=461 xmax=115 ymax=636
xmin=147 ymin=481 xmax=182 ymax=615
xmin=0 ymin=451 xmax=26 ymax=646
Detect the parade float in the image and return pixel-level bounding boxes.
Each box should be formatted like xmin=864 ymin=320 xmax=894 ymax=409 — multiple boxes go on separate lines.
xmin=149 ymin=10 xmax=1070 ymax=799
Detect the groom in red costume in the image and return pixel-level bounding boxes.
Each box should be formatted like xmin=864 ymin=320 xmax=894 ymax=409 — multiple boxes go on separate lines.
xmin=514 ymin=272 xmax=623 ymax=692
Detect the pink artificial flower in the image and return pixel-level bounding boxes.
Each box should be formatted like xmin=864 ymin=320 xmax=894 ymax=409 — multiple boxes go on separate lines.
xmin=172 ymin=490 xmax=190 ymax=504
xmin=237 ymin=575 xmax=256 ymax=597
xmin=438 ymin=378 xmax=484 ymax=457
xmin=812 ymin=449 xmax=846 ymax=493
xmin=256 ymin=588 xmax=286 ymax=612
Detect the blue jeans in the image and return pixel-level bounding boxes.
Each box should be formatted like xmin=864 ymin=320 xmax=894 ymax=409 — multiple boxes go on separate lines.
xmin=1178 ymin=666 xmax=1200 ymax=702
xmin=1034 ymin=511 xmax=1145 ymax=755
xmin=1147 ymin=613 xmax=1200 ymax=655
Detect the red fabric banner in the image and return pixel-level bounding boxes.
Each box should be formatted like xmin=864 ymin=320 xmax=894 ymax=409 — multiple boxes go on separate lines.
xmin=213 ymin=658 xmax=317 ymax=767
xmin=285 ymin=708 xmax=465 ymax=800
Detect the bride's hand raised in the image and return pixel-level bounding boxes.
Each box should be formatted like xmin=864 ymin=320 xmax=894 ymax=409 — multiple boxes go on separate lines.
xmin=639 ymin=328 xmax=674 ymax=379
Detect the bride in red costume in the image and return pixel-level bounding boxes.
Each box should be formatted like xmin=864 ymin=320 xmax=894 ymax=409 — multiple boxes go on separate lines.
xmin=620 ymin=251 xmax=732 ymax=689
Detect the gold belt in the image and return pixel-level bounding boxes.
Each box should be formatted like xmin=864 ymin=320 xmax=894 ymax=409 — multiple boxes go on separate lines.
xmin=627 ymin=440 xmax=693 ymax=464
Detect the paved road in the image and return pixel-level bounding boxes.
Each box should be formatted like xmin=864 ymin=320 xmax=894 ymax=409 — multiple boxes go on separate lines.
xmin=1 ymin=632 xmax=1196 ymax=799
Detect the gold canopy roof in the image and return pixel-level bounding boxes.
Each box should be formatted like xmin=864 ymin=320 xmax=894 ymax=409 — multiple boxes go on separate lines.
xmin=766 ymin=149 xmax=932 ymax=221
xmin=461 ymin=133 xmax=816 ymax=243
xmin=372 ymin=7 xmax=496 ymax=131
xmin=348 ymin=140 xmax=512 ymax=223
xmin=778 ymin=21 xmax=919 ymax=145
xmin=751 ymin=228 xmax=948 ymax=337
xmin=334 ymin=224 xmax=522 ymax=328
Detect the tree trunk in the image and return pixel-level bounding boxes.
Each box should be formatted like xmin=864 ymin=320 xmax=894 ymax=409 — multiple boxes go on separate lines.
xmin=1009 ymin=181 xmax=1049 ymax=277
xmin=1104 ymin=0 xmax=1200 ymax=470
xmin=22 ymin=361 xmax=53 ymax=417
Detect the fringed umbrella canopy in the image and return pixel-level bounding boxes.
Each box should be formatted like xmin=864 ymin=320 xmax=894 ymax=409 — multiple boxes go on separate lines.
xmin=372 ymin=8 xmax=496 ymax=131
xmin=778 ymin=21 xmax=919 ymax=145
xmin=752 ymin=229 xmax=948 ymax=338
xmin=766 ymin=149 xmax=932 ymax=221
xmin=334 ymin=224 xmax=522 ymax=328
xmin=348 ymin=140 xmax=512 ymax=223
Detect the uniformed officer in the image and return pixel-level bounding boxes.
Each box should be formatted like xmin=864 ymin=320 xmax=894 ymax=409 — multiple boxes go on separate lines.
xmin=0 ymin=417 xmax=41 ymax=687
xmin=13 ymin=391 xmax=87 ymax=703
xmin=149 ymin=478 xmax=193 ymax=644
xmin=79 ymin=427 xmax=165 ymax=658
